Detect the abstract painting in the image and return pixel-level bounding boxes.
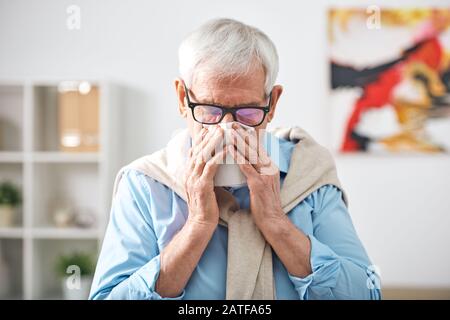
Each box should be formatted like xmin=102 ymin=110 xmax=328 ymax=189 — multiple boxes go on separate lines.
xmin=329 ymin=8 xmax=450 ymax=153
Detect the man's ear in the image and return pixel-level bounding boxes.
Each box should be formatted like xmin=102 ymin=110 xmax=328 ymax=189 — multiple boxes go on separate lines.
xmin=175 ymin=77 xmax=187 ymax=118
xmin=267 ymin=85 xmax=283 ymax=122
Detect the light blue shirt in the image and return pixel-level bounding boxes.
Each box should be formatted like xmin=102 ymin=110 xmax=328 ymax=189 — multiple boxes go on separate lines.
xmin=89 ymin=133 xmax=381 ymax=300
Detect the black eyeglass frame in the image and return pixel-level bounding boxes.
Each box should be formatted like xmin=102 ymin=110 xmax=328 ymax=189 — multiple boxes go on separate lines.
xmin=183 ymin=84 xmax=272 ymax=127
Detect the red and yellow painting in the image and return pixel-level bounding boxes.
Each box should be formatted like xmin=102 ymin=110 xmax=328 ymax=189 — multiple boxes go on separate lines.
xmin=329 ymin=8 xmax=450 ymax=153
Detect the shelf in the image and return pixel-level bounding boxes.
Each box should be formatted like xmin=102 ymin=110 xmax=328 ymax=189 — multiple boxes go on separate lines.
xmin=31 ymin=152 xmax=100 ymax=163
xmin=0 ymin=80 xmax=121 ymax=299
xmin=0 ymin=227 xmax=99 ymax=239
xmin=0 ymin=228 xmax=24 ymax=239
xmin=0 ymin=152 xmax=100 ymax=163
xmin=32 ymin=227 xmax=99 ymax=239
xmin=0 ymin=152 xmax=24 ymax=163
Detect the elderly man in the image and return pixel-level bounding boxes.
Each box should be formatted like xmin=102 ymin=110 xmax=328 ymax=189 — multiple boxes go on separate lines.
xmin=89 ymin=18 xmax=381 ymax=300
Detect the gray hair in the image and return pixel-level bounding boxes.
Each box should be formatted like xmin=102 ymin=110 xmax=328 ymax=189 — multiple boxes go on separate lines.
xmin=178 ymin=18 xmax=279 ymax=95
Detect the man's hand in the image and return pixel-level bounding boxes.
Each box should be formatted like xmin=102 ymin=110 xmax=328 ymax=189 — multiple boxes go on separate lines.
xmin=156 ymin=125 xmax=228 ymax=298
xmin=229 ymin=125 xmax=312 ymax=278
xmin=229 ymin=126 xmax=286 ymax=231
xmin=185 ymin=126 xmax=226 ymax=227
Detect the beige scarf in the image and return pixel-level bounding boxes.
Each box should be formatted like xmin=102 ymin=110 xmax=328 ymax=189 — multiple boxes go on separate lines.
xmin=112 ymin=127 xmax=347 ymax=300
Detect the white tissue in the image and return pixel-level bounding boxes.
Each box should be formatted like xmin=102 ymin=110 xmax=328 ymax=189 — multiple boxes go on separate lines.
xmin=203 ymin=122 xmax=251 ymax=187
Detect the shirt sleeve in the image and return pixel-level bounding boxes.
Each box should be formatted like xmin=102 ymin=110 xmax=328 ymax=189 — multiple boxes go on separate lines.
xmin=287 ymin=185 xmax=381 ymax=300
xmin=89 ymin=169 xmax=185 ymax=300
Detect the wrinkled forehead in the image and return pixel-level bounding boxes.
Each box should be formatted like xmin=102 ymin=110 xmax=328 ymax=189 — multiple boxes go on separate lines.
xmin=190 ymin=66 xmax=266 ymax=106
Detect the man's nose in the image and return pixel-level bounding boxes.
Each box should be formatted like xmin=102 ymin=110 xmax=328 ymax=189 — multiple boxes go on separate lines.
xmin=221 ymin=113 xmax=234 ymax=123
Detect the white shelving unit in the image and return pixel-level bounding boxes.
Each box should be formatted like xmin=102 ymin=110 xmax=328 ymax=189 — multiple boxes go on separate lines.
xmin=0 ymin=79 xmax=122 ymax=299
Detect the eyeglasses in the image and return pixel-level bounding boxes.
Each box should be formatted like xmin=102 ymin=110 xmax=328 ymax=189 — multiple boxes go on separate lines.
xmin=183 ymin=84 xmax=272 ymax=127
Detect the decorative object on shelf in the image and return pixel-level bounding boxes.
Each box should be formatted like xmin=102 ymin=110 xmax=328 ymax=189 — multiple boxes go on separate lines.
xmin=55 ymin=251 xmax=95 ymax=300
xmin=52 ymin=204 xmax=97 ymax=229
xmin=73 ymin=207 xmax=97 ymax=229
xmin=58 ymin=81 xmax=100 ymax=152
xmin=0 ymin=181 xmax=21 ymax=227
xmin=52 ymin=205 xmax=74 ymax=228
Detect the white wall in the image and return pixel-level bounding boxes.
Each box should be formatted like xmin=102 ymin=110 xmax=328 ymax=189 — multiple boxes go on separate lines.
xmin=1 ymin=0 xmax=449 ymax=288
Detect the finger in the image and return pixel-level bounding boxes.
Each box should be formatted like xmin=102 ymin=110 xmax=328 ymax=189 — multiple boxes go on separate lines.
xmin=192 ymin=127 xmax=208 ymax=147
xmin=192 ymin=126 xmax=220 ymax=159
xmin=192 ymin=126 xmax=216 ymax=152
xmin=206 ymin=127 xmax=225 ymax=159
xmin=230 ymin=129 xmax=259 ymax=165
xmin=202 ymin=145 xmax=228 ymax=180
xmin=196 ymin=127 xmax=225 ymax=162
xmin=189 ymin=130 xmax=207 ymax=172
xmin=190 ymin=143 xmax=209 ymax=176
xmin=192 ymin=141 xmax=217 ymax=175
xmin=192 ymin=128 xmax=224 ymax=175
xmin=192 ymin=156 xmax=206 ymax=176
xmin=187 ymin=147 xmax=196 ymax=172
xmin=257 ymin=147 xmax=272 ymax=167
xmin=184 ymin=150 xmax=198 ymax=188
xmin=234 ymin=125 xmax=257 ymax=145
xmin=251 ymin=141 xmax=278 ymax=175
xmin=233 ymin=127 xmax=273 ymax=170
xmin=259 ymin=160 xmax=279 ymax=176
xmin=234 ymin=126 xmax=261 ymax=159
xmin=192 ymin=127 xmax=215 ymax=155
xmin=249 ymin=136 xmax=270 ymax=163
xmin=229 ymin=144 xmax=258 ymax=179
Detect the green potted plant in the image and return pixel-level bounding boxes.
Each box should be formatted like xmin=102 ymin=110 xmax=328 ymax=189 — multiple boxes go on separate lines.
xmin=0 ymin=181 xmax=21 ymax=227
xmin=55 ymin=251 xmax=95 ymax=300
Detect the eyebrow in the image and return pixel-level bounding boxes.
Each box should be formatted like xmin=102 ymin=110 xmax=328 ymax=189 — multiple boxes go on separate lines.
xmin=191 ymin=95 xmax=265 ymax=107
xmin=204 ymin=101 xmax=264 ymax=107
xmin=187 ymin=88 xmax=266 ymax=107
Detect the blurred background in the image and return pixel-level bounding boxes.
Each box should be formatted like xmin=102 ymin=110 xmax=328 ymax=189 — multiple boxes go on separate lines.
xmin=0 ymin=0 xmax=449 ymax=300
